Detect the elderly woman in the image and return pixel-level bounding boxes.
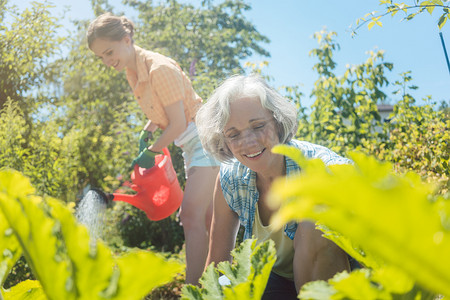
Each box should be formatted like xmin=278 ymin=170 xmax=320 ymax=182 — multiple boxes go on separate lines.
xmin=196 ymin=74 xmax=350 ymax=299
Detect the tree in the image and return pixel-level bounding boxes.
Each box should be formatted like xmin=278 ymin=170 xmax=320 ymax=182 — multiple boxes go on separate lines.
xmin=297 ymin=29 xmax=393 ymax=155
xmin=0 ymin=1 xmax=78 ymax=201
xmin=0 ymin=1 xmax=64 ymax=115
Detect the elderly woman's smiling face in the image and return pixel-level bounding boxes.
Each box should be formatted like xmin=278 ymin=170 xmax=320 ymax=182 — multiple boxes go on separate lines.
xmin=223 ymin=96 xmax=282 ymax=173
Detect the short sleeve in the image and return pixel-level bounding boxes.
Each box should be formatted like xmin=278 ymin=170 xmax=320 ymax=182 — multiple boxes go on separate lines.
xmin=291 ymin=140 xmax=352 ymax=166
xmin=219 ymin=163 xmax=235 ymax=209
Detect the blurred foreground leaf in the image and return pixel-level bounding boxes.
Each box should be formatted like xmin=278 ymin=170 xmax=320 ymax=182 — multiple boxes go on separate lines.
xmin=0 ymin=170 xmax=182 ymax=300
xmin=0 ymin=205 xmax=22 ymax=286
xmin=2 ymin=280 xmax=46 ymax=300
xmin=269 ymin=145 xmax=450 ymax=298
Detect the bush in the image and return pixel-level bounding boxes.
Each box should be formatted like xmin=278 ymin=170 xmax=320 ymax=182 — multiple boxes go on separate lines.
xmin=103 ymin=201 xmax=185 ymax=253
xmin=366 ymin=81 xmax=450 ymax=197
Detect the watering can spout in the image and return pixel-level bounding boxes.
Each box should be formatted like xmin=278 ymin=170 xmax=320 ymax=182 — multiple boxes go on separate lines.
xmin=89 ymin=188 xmax=114 ymax=204
xmin=105 ymin=148 xmax=183 ymax=221
xmin=109 ymin=193 xmax=140 ymax=207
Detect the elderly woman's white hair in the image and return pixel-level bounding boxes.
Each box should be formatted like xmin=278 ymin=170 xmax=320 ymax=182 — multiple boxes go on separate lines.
xmin=196 ymin=74 xmax=298 ymax=162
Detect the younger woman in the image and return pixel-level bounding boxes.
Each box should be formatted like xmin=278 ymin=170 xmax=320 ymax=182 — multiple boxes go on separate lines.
xmin=87 ymin=13 xmax=219 ymax=285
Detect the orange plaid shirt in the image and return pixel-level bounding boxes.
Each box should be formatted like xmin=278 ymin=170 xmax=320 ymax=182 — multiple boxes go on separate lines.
xmin=126 ymin=45 xmax=202 ymax=129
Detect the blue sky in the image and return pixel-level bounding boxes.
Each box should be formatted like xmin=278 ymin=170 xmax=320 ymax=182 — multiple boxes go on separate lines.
xmin=13 ymin=0 xmax=450 ymax=107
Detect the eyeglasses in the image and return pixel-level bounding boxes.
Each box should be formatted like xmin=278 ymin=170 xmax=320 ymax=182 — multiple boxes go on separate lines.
xmin=223 ymin=118 xmax=275 ymax=146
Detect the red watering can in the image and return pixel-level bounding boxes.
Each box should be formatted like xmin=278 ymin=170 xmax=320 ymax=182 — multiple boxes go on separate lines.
xmin=95 ymin=148 xmax=183 ymax=221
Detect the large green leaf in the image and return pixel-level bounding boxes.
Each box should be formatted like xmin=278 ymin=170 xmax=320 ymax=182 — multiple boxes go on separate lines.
xmin=2 ymin=280 xmax=46 ymax=300
xmin=300 ymin=269 xmax=436 ymax=300
xmin=181 ymin=239 xmax=276 ymax=300
xmin=0 ymin=170 xmax=182 ymax=300
xmin=0 ymin=171 xmax=72 ymax=299
xmin=0 ymin=208 xmax=21 ymax=286
xmin=221 ymin=239 xmax=276 ymax=299
xmin=269 ymin=146 xmax=450 ymax=297
xmin=317 ymin=223 xmax=415 ymax=295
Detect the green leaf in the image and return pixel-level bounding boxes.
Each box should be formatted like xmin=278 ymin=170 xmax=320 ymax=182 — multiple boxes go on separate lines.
xmin=366 ymin=16 xmax=383 ymax=30
xmin=182 ymin=239 xmax=276 ymax=300
xmin=371 ymin=265 xmax=414 ymax=293
xmin=421 ymin=1 xmax=436 ymax=14
xmin=2 ymin=280 xmax=47 ymax=300
xmin=438 ymin=14 xmax=448 ymax=29
xmin=0 ymin=211 xmax=21 ymax=286
xmin=220 ymin=239 xmax=276 ymax=299
xmin=396 ymin=3 xmax=409 ymax=12
xmin=269 ymin=150 xmax=450 ymax=297
xmin=330 ymin=269 xmax=388 ymax=299
xmin=200 ymin=264 xmax=223 ymax=300
xmin=391 ymin=8 xmax=400 ymax=17
xmin=0 ymin=170 xmax=74 ymax=299
xmin=316 ymin=224 xmax=381 ymax=270
xmin=299 ymin=280 xmax=336 ymax=300
xmin=0 ymin=170 xmax=183 ymax=300
xmin=300 ymin=269 xmax=433 ymax=300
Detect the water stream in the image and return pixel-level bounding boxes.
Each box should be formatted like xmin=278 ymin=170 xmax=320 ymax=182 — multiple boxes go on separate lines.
xmin=75 ymin=190 xmax=108 ymax=245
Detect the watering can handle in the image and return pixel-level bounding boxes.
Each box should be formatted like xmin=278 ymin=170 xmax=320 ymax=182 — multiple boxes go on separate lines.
xmin=162 ymin=147 xmax=170 ymax=158
xmin=134 ymin=147 xmax=170 ymax=180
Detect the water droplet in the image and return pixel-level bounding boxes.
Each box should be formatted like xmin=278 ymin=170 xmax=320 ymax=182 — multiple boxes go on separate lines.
xmin=4 ymin=228 xmax=13 ymax=237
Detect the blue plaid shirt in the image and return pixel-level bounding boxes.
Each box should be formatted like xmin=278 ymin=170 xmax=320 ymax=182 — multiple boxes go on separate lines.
xmin=220 ymin=140 xmax=351 ymax=240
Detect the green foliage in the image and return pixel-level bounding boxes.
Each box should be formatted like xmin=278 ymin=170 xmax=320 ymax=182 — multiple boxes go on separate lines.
xmin=298 ymin=29 xmax=392 ymax=155
xmin=102 ymin=201 xmax=184 ymax=253
xmin=269 ymin=145 xmax=450 ymax=298
xmin=3 ymin=0 xmax=448 ymax=297
xmin=298 ymin=29 xmax=448 ymax=197
xmin=303 ymin=226 xmax=436 ymax=300
xmin=353 ymin=0 xmax=450 ymax=33
xmin=0 ymin=2 xmax=85 ymax=203
xmin=0 ymin=0 xmax=65 ymax=114
xmin=300 ymin=269 xmax=435 ymax=300
xmin=367 ymin=72 xmax=450 ymax=197
xmin=0 ymin=170 xmax=183 ymax=300
xmin=146 ymin=271 xmax=185 ymax=299
xmin=0 ymin=99 xmax=29 ymax=172
xmin=0 ymin=199 xmax=22 ymax=287
xmin=0 ymin=98 xmax=80 ymax=202
xmin=181 ymin=239 xmax=276 ymax=300
xmin=3 ymin=280 xmax=47 ymax=300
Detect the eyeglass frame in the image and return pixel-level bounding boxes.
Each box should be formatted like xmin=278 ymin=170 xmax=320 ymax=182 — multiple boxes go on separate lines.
xmin=222 ymin=118 xmax=277 ymax=146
